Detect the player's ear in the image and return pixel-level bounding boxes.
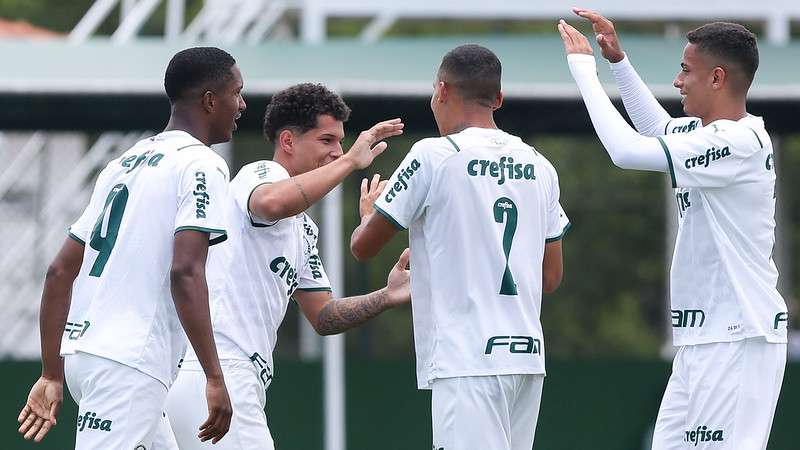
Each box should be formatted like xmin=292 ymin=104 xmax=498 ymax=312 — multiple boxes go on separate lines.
xmin=437 ymin=81 xmax=449 ymax=103
xmin=201 ymin=90 xmax=215 ymax=113
xmin=278 ymin=129 xmax=294 ymax=155
xmin=711 ymin=66 xmax=725 ymax=90
xmin=492 ymin=91 xmax=504 ymax=111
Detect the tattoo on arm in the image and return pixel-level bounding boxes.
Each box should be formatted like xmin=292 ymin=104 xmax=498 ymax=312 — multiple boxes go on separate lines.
xmin=293 ymin=178 xmax=311 ymax=209
xmin=317 ymin=289 xmax=389 ymax=335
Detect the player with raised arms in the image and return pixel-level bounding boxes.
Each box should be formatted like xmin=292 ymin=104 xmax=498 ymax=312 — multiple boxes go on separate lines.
xmin=165 ymin=83 xmax=409 ymax=450
xmin=559 ymin=8 xmax=787 ymax=449
xmin=350 ymin=44 xmax=570 ymax=450
xmin=17 ymin=46 xmax=246 ymax=448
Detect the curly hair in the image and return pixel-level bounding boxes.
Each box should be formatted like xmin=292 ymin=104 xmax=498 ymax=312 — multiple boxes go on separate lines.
xmin=687 ymin=22 xmax=759 ymax=91
xmin=164 ymin=47 xmax=236 ymax=103
xmin=263 ymin=83 xmax=351 ymax=143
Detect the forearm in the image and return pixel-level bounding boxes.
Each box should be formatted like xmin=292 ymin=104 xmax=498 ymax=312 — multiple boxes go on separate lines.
xmin=171 ymin=272 xmax=223 ymax=380
xmin=567 ymin=54 xmax=668 ymax=172
xmin=39 ymin=273 xmax=72 ymax=380
xmin=253 ymin=157 xmax=356 ymax=221
xmin=316 ymin=288 xmax=391 ymax=335
xmin=609 ymin=54 xmax=672 ymax=136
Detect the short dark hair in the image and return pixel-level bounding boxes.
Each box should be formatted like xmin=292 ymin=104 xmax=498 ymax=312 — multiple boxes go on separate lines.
xmin=164 ymin=47 xmax=236 ymax=102
xmin=438 ymin=44 xmax=501 ymax=107
xmin=263 ymin=83 xmax=351 ymax=143
xmin=686 ymin=22 xmax=759 ymax=91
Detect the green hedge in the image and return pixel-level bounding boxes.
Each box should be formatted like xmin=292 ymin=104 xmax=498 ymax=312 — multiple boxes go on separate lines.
xmin=3 ymin=359 xmax=796 ymax=449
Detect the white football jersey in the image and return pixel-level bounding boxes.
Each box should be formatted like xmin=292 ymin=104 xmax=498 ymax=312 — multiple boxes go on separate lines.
xmin=183 ymin=160 xmax=331 ymax=390
xmin=62 ymin=130 xmax=230 ymax=387
xmin=658 ymin=115 xmax=787 ymax=345
xmin=374 ymin=127 xmax=570 ymax=389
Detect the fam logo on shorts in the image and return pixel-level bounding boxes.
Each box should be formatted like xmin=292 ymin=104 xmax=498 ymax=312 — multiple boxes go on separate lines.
xmin=684 ymin=425 xmax=723 ymax=446
xmin=76 ymin=411 xmax=112 ymax=432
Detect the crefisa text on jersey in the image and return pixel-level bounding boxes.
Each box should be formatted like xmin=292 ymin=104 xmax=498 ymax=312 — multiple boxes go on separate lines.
xmin=467 ymin=156 xmax=535 ymax=185
xmin=383 ymin=158 xmax=421 ymax=203
xmin=193 ymin=171 xmax=210 ymax=218
xmin=683 ymin=146 xmax=731 ymax=169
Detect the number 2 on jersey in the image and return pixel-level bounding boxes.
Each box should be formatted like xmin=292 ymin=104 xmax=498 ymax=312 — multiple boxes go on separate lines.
xmin=493 ymin=197 xmax=518 ymax=295
xmin=89 ymin=183 xmax=129 ymax=277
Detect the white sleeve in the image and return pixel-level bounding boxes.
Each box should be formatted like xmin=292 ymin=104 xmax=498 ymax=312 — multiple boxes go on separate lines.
xmin=234 ymin=161 xmax=287 ymax=227
xmin=373 ymin=143 xmax=432 ymax=230
xmin=608 ymin=54 xmax=673 ymax=137
xmin=658 ymin=123 xmax=760 ymax=188
xmin=567 ymin=54 xmax=668 ymax=173
xmin=545 ymin=170 xmax=571 ymax=242
xmin=174 ymin=155 xmax=230 ymax=245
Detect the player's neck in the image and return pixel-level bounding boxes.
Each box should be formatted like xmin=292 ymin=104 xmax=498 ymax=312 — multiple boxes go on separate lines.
xmin=700 ymin=99 xmax=747 ymax=126
xmin=444 ymin=114 xmax=498 ymax=136
xmin=272 ymin=152 xmax=295 ymax=176
xmin=164 ymin=110 xmax=211 ymax=146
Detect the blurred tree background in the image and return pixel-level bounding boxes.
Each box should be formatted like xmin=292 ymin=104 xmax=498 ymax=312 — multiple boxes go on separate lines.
xmin=2 ymin=0 xmax=797 ymax=360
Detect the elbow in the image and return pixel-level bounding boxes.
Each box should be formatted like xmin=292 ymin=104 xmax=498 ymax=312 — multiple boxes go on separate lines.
xmin=350 ymin=233 xmax=374 ymax=263
xmin=542 ymin=272 xmax=563 ymax=294
xmin=170 ymin=262 xmax=204 ymax=289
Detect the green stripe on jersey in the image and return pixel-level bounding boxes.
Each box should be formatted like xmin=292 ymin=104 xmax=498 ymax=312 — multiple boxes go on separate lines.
xmin=68 ymin=231 xmax=85 ymax=245
xmin=296 ymin=287 xmax=333 ymax=292
xmin=656 ymin=136 xmax=677 ymax=188
xmin=373 ymin=203 xmax=406 ymax=231
xmin=748 ymin=127 xmax=764 ymax=148
xmin=175 ymin=226 xmax=228 ymax=246
xmin=445 ymin=135 xmax=461 ymax=152
xmin=546 ymin=222 xmax=572 ymax=243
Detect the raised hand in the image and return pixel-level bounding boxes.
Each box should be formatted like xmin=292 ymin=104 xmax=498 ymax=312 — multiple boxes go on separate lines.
xmin=359 ymin=174 xmax=388 ymax=220
xmin=557 ymin=19 xmax=594 ymax=56
xmin=572 ymin=7 xmax=625 ymax=63
xmin=345 ymin=118 xmax=404 ymax=170
xmin=18 ymin=377 xmax=63 ymax=442
xmin=385 ymin=248 xmax=411 ymax=307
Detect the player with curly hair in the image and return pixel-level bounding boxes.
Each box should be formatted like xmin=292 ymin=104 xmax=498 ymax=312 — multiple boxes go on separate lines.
xmin=165 ymin=83 xmax=407 ymax=450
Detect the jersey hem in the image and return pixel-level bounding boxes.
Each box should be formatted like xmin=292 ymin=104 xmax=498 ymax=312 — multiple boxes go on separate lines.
xmin=656 ymin=136 xmax=677 ymax=188
xmin=373 ymin=203 xmax=406 ymax=231
xmin=295 ymin=287 xmax=333 ymax=292
xmin=546 ymin=222 xmax=572 ymax=243
xmin=174 ymin=226 xmax=228 ymax=246
xmin=419 ymin=367 xmax=547 ymax=390
xmin=246 ymin=181 xmax=280 ymax=228
xmin=61 ymin=348 xmax=170 ymax=388
xmin=68 ymin=231 xmax=85 ymax=245
xmin=672 ymin=333 xmax=788 ymax=347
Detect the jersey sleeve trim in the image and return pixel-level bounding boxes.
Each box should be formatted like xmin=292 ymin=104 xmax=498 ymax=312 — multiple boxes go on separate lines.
xmin=296 ymin=287 xmax=333 ymax=292
xmin=176 ymin=144 xmax=206 ymax=152
xmin=445 ymin=136 xmax=461 ymax=152
xmin=68 ymin=230 xmax=85 ymax=245
xmin=545 ymin=222 xmax=572 ymax=243
xmin=656 ymin=136 xmax=677 ymax=188
xmin=174 ymin=226 xmax=228 ymax=246
xmin=747 ymin=127 xmax=764 ymax=149
xmin=246 ymin=181 xmax=280 ymax=228
xmin=373 ymin=203 xmax=406 ymax=231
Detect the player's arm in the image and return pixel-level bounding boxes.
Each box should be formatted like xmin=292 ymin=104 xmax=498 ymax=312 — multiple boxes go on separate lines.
xmin=350 ymin=174 xmax=399 ymax=261
xmin=542 ymin=241 xmax=563 ymax=293
xmin=170 ymin=230 xmax=231 ymax=444
xmin=558 ymin=20 xmax=668 ymax=172
xmin=295 ymin=249 xmax=410 ymax=335
xmin=572 ymin=8 xmax=673 ymax=136
xmin=249 ymin=119 xmax=403 ymax=221
xmin=18 ymin=237 xmax=84 ymax=442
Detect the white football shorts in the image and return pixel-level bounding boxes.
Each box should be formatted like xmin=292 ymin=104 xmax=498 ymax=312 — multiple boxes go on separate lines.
xmin=165 ymin=359 xmax=274 ymax=450
xmin=431 ymin=374 xmax=544 ymax=450
xmin=652 ymin=337 xmax=786 ymax=450
xmin=64 ymin=351 xmax=178 ymax=450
